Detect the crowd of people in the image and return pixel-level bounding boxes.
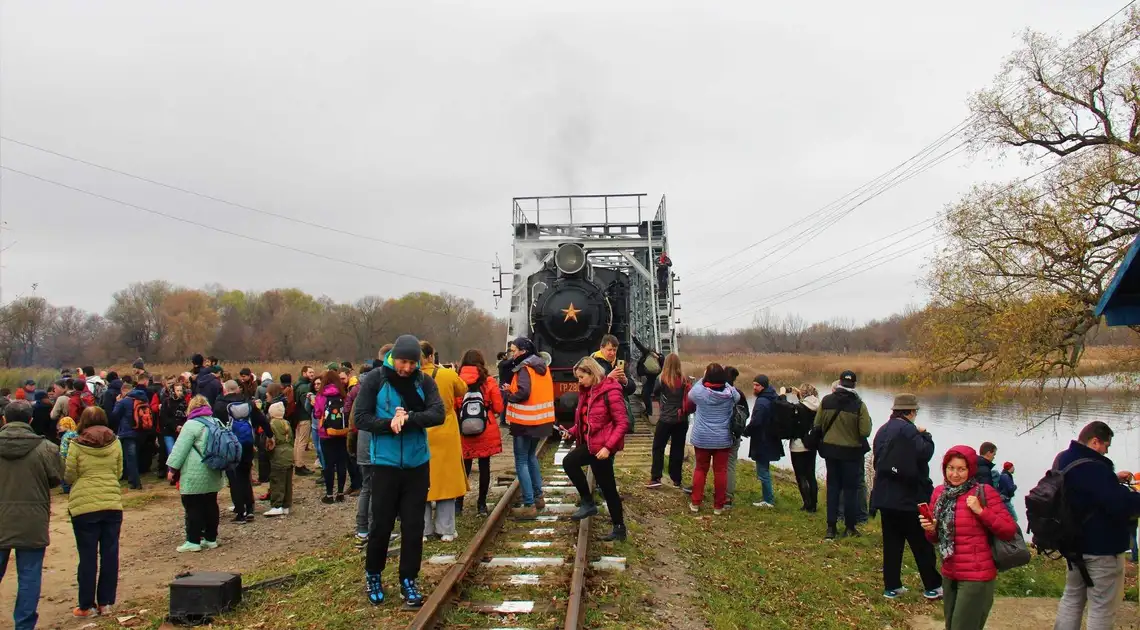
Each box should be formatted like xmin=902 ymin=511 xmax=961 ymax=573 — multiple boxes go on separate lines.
xmin=0 ymin=337 xmax=1137 ymax=629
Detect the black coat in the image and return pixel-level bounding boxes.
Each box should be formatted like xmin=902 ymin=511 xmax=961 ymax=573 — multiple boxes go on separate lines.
xmin=869 ymin=414 xmax=935 ymax=512
xmin=743 ymin=387 xmax=784 ymax=462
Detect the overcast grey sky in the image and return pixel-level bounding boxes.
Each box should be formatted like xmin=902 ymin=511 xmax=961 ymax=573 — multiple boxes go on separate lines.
xmin=0 ymin=0 xmax=1125 ymax=331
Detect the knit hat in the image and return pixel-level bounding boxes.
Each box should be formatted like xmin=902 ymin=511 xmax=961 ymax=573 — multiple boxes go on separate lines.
xmin=1003 ymin=461 xmax=1014 ymax=472
xmin=59 ymin=416 xmax=77 ymax=433
xmin=192 ymin=353 xmax=204 ymax=367
xmin=391 ymin=335 xmax=422 ymax=361
xmin=33 ymin=389 xmax=47 ymax=402
xmin=260 ymin=372 xmax=272 ymax=382
xmin=23 ymin=379 xmax=35 ymax=387
xmin=753 ymin=374 xmax=770 ymax=388
xmin=326 ymin=362 xmax=339 ymax=371
xmin=209 ymin=365 xmax=223 ymax=374
xmin=839 ymin=370 xmax=857 ymax=388
xmin=511 ymin=337 xmax=537 ymax=355
xmin=268 ymin=401 xmax=285 ymax=419
xmin=132 ymin=358 xmax=145 ymax=370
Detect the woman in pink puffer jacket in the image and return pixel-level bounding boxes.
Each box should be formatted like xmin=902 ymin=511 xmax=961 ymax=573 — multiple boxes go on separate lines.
xmin=921 ymin=444 xmax=1016 ymax=630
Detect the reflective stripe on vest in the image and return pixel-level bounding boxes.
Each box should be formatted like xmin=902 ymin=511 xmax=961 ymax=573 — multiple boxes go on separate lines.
xmin=507 ymin=365 xmax=555 ymax=426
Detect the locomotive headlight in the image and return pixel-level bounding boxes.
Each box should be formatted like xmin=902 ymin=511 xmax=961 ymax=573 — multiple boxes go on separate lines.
xmin=554 ymin=243 xmax=587 ymax=276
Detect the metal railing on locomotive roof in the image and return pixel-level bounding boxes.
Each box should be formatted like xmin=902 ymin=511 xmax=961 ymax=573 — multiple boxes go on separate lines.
xmin=511 ymin=193 xmax=667 ymax=241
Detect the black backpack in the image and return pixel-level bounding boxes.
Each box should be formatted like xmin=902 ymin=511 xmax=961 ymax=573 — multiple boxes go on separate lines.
xmin=771 ymin=399 xmax=801 ymax=440
xmin=730 ymin=402 xmax=749 ymax=439
xmin=1024 ymin=457 xmax=1098 ymax=584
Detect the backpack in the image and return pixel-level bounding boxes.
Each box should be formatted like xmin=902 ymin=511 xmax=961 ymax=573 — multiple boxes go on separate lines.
xmin=193 ymin=416 xmax=242 ymax=471
xmin=1025 ymin=458 xmax=1097 ymax=567
xmin=730 ymin=401 xmax=749 ymax=439
xmin=131 ymin=398 xmax=154 ymax=432
xmin=771 ymin=399 xmax=802 ymax=440
xmin=459 ymin=383 xmax=489 ymax=436
xmin=321 ymin=394 xmax=350 ymax=437
xmin=225 ymin=401 xmax=255 ymax=446
xmin=873 ymin=430 xmax=919 ymax=481
xmin=89 ymin=380 xmax=107 ymax=403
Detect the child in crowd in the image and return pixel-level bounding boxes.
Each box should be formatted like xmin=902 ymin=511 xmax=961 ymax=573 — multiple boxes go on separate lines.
xmin=264 ymin=402 xmax=293 ymax=517
xmin=998 ymin=462 xmax=1018 ymax=522
xmin=58 ymin=416 xmax=78 ymax=493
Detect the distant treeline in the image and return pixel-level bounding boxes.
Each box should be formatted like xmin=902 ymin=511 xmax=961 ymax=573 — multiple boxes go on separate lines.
xmin=0 ymin=281 xmax=507 ymax=369
xmin=679 ymin=309 xmax=1140 ymax=355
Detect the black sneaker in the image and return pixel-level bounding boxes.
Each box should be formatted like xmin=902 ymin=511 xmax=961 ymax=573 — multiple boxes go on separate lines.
xmin=232 ymin=514 xmax=248 ymax=524
xmin=477 ymin=503 xmax=489 ymax=517
xmin=645 ymin=479 xmax=663 ymax=489
xmin=295 ymin=467 xmax=313 ymax=476
xmin=825 ymin=525 xmax=838 ymax=540
xmin=682 ymin=485 xmax=693 ymax=495
xmin=845 ymin=527 xmax=862 ymax=538
xmin=321 ymin=495 xmax=335 ymax=504
xmin=335 ymin=493 xmax=346 ymax=503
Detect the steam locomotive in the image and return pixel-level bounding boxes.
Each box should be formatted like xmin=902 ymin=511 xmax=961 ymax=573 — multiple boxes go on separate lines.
xmin=524 ymin=243 xmax=631 ymax=423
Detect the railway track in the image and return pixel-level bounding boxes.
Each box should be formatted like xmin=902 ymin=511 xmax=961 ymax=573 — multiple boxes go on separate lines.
xmin=407 ymin=437 xmax=631 ymax=629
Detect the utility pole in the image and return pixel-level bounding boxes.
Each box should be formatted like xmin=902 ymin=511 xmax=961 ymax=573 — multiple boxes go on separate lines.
xmin=491 ymin=254 xmax=511 ymax=308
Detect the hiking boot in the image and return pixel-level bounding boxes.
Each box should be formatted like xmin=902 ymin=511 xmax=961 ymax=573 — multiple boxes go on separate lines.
xmin=177 ymin=541 xmax=202 ymax=553
xmin=400 ymin=578 xmax=424 ymax=607
xmin=516 ymin=505 xmax=538 ymax=518
xmin=845 ymin=527 xmax=862 ymax=538
xmin=295 ymin=467 xmax=313 ymax=476
xmin=645 ymin=479 xmax=663 ymax=489
xmin=321 ymin=495 xmax=335 ymax=504
xmin=336 ymin=493 xmax=346 ymax=503
xmin=602 ymin=523 xmax=627 ymax=542
xmin=347 ymin=487 xmax=361 ymax=497
xmin=825 ymin=525 xmax=838 ymax=541
xmin=535 ymin=494 xmax=546 ymax=511
xmin=570 ymin=501 xmax=598 ymax=521
xmin=200 ymin=539 xmax=219 ymax=550
xmin=365 ymin=571 xmax=384 ymax=606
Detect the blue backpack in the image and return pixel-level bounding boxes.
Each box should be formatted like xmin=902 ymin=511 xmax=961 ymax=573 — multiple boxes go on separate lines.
xmin=225 ymin=401 xmax=256 ymax=446
xmin=193 ymin=416 xmax=242 ymax=471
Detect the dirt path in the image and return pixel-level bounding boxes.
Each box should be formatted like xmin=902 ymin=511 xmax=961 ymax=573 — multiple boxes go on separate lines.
xmin=2 ymin=474 xmax=360 ymax=630
xmin=908 ymin=597 xmax=1140 ymax=629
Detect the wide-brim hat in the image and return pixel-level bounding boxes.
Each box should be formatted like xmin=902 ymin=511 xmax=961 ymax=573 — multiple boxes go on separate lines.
xmin=892 ymin=393 xmax=919 ymax=411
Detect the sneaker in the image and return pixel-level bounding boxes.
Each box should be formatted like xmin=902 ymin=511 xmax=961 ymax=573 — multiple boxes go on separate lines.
xmin=231 ymin=514 xmax=248 ymax=524
xmin=244 ymin=513 xmax=256 ymax=522
xmin=73 ymin=607 xmax=98 ymax=618
xmin=400 ymin=578 xmax=424 ymax=607
xmin=365 ymin=571 xmax=385 ymax=606
xmin=177 ymin=541 xmax=202 ymax=553
xmin=689 ymin=503 xmax=699 ymax=513
xmin=753 ymin=501 xmax=774 ymax=509
xmin=321 ymin=495 xmax=335 ymax=504
xmin=264 ymin=507 xmax=286 ymax=517
xmin=228 ymin=506 xmax=236 ymax=513
xmin=97 ymin=605 xmax=113 ymax=616
xmin=883 ymin=587 xmax=908 ymax=599
xmin=283 ymin=508 xmax=290 ymax=515
xmin=336 ymin=493 xmax=346 ymax=503
xmin=844 ymin=527 xmax=862 ymax=538
xmin=825 ymin=525 xmax=838 ymax=541
xmin=923 ymin=587 xmax=944 ymax=600
xmin=713 ymin=508 xmax=724 ymax=516
xmin=682 ymin=485 xmax=693 ymax=495
xmin=295 ymin=467 xmax=313 ymax=476
xmin=200 ymin=539 xmax=219 ymax=550
xmin=645 ymin=479 xmax=663 ymax=489
xmin=441 ymin=534 xmax=456 ymax=542
xmin=477 ymin=504 xmax=489 ymax=517
xmin=723 ymin=500 xmax=734 ymax=510
xmin=355 ymin=532 xmax=369 ymax=541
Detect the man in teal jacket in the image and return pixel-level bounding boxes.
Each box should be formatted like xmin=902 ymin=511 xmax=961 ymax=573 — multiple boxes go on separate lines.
xmin=353 ymin=334 xmax=444 ymax=608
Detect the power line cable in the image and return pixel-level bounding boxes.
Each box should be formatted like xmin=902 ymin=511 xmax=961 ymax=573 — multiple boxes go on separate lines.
xmin=0 ymin=136 xmax=495 ymax=265
xmin=0 ymin=166 xmax=488 ymax=295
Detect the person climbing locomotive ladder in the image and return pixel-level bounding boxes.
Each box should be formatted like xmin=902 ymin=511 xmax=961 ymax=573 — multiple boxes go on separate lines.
xmin=656 ymin=251 xmax=672 ymax=299
xmin=632 ymin=336 xmax=663 ymax=419
xmin=591 ymin=335 xmax=638 ymax=433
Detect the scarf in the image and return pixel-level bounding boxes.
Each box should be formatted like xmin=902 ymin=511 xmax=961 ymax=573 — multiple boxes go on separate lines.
xmin=384 ymin=366 xmax=426 ymax=412
xmin=933 ymin=480 xmax=975 ymax=560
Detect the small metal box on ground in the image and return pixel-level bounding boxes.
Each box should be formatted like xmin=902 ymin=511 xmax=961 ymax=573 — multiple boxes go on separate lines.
xmin=168 ymin=571 xmax=242 ymax=623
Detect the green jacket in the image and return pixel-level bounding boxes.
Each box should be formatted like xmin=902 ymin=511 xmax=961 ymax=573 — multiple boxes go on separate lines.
xmin=814 ymin=389 xmax=872 ymax=462
xmin=292 ymin=378 xmax=313 ymax=422
xmin=65 ymin=426 xmax=124 ymax=517
xmin=165 ymin=413 xmax=225 ymax=496
xmin=0 ymin=422 xmax=62 ymax=549
xmin=269 ymin=417 xmax=293 ymax=467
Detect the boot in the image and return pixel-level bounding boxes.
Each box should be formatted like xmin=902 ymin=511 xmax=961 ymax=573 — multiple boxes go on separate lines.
xmin=845 ymin=526 xmax=862 ymax=538
xmin=571 ymin=500 xmax=598 ymax=521
xmin=825 ymin=524 xmax=838 ymax=540
xmin=400 ymin=578 xmax=424 ymax=607
xmin=365 ymin=571 xmax=384 ymax=606
xmin=602 ymin=522 xmax=627 ymax=542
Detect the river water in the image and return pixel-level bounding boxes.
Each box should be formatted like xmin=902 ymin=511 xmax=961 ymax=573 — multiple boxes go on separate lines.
xmin=735 ymin=380 xmax=1140 ymax=484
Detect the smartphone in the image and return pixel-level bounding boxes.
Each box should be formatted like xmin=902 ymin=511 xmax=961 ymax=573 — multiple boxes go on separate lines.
xmin=616 ymin=360 xmax=625 ymax=371
xmin=918 ymin=503 xmax=933 ymax=521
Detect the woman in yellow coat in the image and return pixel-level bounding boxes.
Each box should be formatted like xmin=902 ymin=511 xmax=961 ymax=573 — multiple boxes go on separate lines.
xmin=420 ymin=341 xmax=468 ymax=541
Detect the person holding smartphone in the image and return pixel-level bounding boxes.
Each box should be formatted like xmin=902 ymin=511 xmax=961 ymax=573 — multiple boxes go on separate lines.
xmin=870 ymin=394 xmax=941 ymax=601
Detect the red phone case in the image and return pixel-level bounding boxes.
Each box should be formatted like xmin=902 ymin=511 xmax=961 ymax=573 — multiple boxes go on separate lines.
xmin=918 ymin=503 xmax=933 ymax=520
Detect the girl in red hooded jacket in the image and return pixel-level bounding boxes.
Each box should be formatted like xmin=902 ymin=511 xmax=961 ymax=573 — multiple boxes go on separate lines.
xmin=455 ymin=349 xmax=504 ymax=516
xmin=562 ymin=356 xmax=628 ymax=542
xmin=920 ymin=445 xmax=1016 ymax=630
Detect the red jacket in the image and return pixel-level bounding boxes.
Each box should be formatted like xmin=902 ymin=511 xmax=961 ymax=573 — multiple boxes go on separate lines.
xmin=456 ymin=366 xmax=504 ymax=460
xmin=569 ymin=377 xmax=628 ymax=455
xmin=68 ymin=390 xmax=98 ymax=421
xmin=925 ymin=446 xmax=1017 ymax=582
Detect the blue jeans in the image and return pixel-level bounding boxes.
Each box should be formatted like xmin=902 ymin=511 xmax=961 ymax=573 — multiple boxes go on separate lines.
xmin=0 ymin=547 xmax=45 ymax=630
xmin=512 ymin=434 xmax=543 ymax=506
xmin=311 ymin=424 xmax=325 ymax=469
xmin=71 ymin=510 xmax=122 ymax=609
xmin=163 ymin=436 xmax=177 ymax=467
xmin=754 ymin=460 xmax=775 ymax=504
xmin=121 ymin=437 xmax=141 ymax=488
